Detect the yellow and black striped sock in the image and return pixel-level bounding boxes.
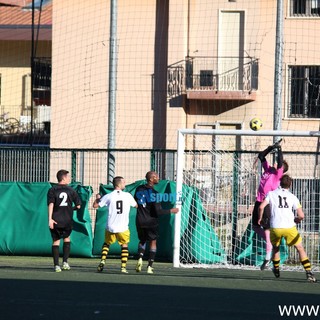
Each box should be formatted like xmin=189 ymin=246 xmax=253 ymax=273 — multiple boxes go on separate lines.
xmin=301 ymin=258 xmax=311 ymax=272
xmin=121 ymin=247 xmax=129 ymax=268
xmin=101 ymin=243 xmax=109 ymax=261
xmin=272 ymin=259 xmax=280 ymax=270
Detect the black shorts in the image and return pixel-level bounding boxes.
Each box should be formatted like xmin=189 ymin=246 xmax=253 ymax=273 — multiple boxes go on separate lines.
xmin=252 ymin=201 xmax=270 ymax=229
xmin=136 ymin=225 xmax=158 ymax=242
xmin=50 ymin=227 xmax=72 ymax=241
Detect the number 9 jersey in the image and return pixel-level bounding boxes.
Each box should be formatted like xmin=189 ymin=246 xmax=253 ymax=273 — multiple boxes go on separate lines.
xmin=98 ymin=190 xmax=137 ymax=233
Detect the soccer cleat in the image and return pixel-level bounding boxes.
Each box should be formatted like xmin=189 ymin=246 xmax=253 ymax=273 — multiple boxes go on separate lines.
xmin=272 ymin=268 xmax=280 ymax=278
xmin=62 ymin=262 xmax=71 ymax=271
xmin=147 ymin=266 xmax=154 ymax=274
xmin=306 ymin=271 xmax=317 ymax=283
xmin=97 ymin=260 xmax=106 ymax=272
xmin=121 ymin=267 xmax=128 ymax=274
xmin=54 ymin=265 xmax=61 ymax=273
xmin=260 ymin=259 xmax=270 ymax=271
xmin=136 ymin=258 xmax=143 ymax=272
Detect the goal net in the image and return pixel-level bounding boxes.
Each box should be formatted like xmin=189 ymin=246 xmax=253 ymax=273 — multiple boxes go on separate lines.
xmin=174 ymin=129 xmax=320 ymax=272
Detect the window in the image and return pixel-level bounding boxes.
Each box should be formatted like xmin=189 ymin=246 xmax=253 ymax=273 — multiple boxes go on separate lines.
xmin=288 ymin=66 xmax=320 ymax=118
xmin=32 ymin=58 xmax=51 ymax=106
xmin=290 ymin=0 xmax=320 ymax=16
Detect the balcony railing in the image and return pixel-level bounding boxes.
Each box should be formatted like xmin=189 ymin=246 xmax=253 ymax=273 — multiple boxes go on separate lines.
xmin=167 ymin=56 xmax=258 ymax=99
xmin=0 ymin=104 xmax=50 ymax=145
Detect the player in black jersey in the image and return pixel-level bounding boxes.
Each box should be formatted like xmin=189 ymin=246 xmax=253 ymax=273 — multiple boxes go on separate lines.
xmin=134 ymin=171 xmax=178 ymax=274
xmin=47 ymin=169 xmax=81 ymax=272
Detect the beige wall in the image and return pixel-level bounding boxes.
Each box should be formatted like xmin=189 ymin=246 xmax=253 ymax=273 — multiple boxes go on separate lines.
xmin=51 ymin=0 xmax=320 ymax=153
xmin=0 ymin=41 xmax=51 ymax=118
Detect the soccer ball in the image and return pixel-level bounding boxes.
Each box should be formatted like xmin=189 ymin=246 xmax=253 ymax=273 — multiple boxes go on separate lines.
xmin=249 ymin=118 xmax=263 ymax=131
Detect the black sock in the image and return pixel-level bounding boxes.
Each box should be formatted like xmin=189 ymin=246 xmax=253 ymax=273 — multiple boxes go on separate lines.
xmin=63 ymin=242 xmax=71 ymax=263
xmin=148 ymin=249 xmax=156 ymax=268
xmin=138 ymin=242 xmax=146 ymax=259
xmin=52 ymin=245 xmax=60 ymax=266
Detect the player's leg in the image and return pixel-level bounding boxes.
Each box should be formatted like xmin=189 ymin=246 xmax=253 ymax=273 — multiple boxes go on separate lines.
xmin=260 ymin=228 xmax=272 ymax=270
xmin=147 ymin=239 xmax=157 ymax=274
xmin=120 ymin=245 xmax=129 ymax=273
xmin=289 ymin=228 xmax=317 ymax=283
xmin=50 ymin=228 xmax=61 ymax=272
xmin=262 ymin=204 xmax=272 ymax=260
xmin=52 ymin=239 xmax=61 ymax=272
xmin=270 ymin=229 xmax=281 ymax=278
xmin=252 ymin=201 xmax=266 ymax=240
xmin=97 ymin=231 xmax=114 ymax=272
xmin=118 ymin=230 xmax=130 ymax=273
xmin=271 ymin=246 xmax=280 ymax=278
xmin=62 ymin=240 xmax=71 ymax=270
xmin=136 ymin=226 xmax=146 ymax=272
xmin=260 ymin=204 xmax=272 ymax=270
xmin=146 ymin=226 xmax=158 ymax=274
xmin=61 ymin=229 xmax=72 ymax=270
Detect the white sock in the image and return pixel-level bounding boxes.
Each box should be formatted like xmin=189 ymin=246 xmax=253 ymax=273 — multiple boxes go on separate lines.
xmin=265 ymin=252 xmax=272 ymax=260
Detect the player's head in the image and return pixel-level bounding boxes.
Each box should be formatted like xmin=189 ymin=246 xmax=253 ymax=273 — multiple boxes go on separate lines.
xmin=113 ymin=176 xmax=125 ymax=190
xmin=280 ymin=174 xmax=292 ymax=189
xmin=283 ymin=160 xmax=289 ymax=173
xmin=56 ymin=169 xmax=70 ymax=184
xmin=145 ymin=171 xmax=159 ymax=185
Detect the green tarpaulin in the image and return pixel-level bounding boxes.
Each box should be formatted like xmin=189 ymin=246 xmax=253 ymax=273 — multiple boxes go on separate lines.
xmin=0 ymin=182 xmax=93 ymax=257
xmin=0 ymin=180 xmax=279 ymax=266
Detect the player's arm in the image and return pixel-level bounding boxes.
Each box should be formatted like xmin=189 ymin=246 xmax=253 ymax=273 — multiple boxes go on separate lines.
xmin=258 ymin=146 xmax=274 ymax=162
xmin=276 ymin=145 xmax=283 ymax=169
xmin=129 ymin=193 xmax=138 ymax=208
xmin=258 ymin=199 xmax=268 ymax=225
xmin=93 ymin=194 xmax=101 ymax=209
xmin=294 ymin=207 xmax=305 ymax=224
xmin=72 ymin=192 xmax=81 ymax=210
xmin=48 ymin=202 xmax=56 ymax=229
xmin=258 ymin=139 xmax=282 ymax=163
xmin=154 ymin=202 xmax=179 ymax=215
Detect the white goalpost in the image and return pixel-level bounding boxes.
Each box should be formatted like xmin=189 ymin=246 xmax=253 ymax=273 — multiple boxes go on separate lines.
xmin=174 ymin=129 xmax=320 ymax=272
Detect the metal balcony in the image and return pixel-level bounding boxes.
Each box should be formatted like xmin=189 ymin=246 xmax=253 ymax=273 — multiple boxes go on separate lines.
xmin=167 ymin=56 xmax=258 ymax=102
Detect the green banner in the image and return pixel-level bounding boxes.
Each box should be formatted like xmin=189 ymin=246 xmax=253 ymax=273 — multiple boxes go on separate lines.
xmin=0 ymin=180 xmax=288 ymax=266
xmin=0 ymin=182 xmax=93 ymax=257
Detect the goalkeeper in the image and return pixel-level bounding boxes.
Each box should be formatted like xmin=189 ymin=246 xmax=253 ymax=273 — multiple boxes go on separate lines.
xmin=251 ymin=140 xmax=288 ymax=270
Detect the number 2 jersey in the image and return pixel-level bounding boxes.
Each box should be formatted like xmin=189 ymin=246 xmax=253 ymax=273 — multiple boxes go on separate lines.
xmin=264 ymin=187 xmax=302 ymax=228
xmin=47 ymin=185 xmax=81 ymax=228
xmin=98 ymin=190 xmax=137 ymax=233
